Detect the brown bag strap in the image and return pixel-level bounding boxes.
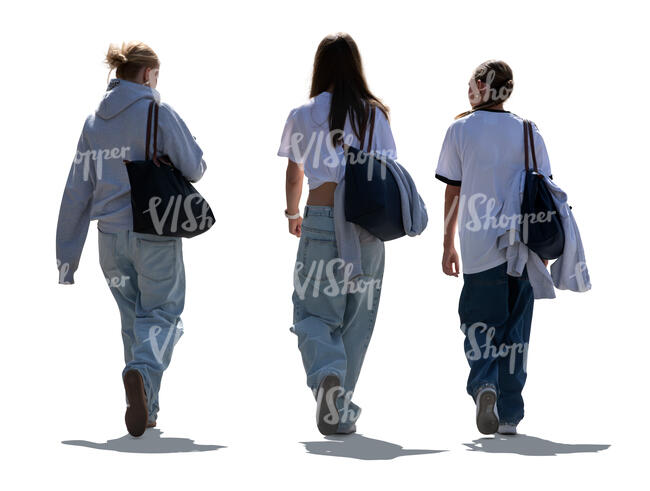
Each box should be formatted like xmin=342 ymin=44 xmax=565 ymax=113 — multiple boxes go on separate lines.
xmin=523 ymin=119 xmax=539 ymax=173
xmin=152 ymin=102 xmax=159 ymax=163
xmin=144 ymin=100 xmax=163 ymax=165
xmin=145 ymin=101 xmax=155 ymax=161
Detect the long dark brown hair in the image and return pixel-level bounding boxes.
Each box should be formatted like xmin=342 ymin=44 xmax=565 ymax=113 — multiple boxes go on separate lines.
xmin=456 ymin=60 xmax=514 ymax=119
xmin=310 ymin=33 xmax=389 ymax=145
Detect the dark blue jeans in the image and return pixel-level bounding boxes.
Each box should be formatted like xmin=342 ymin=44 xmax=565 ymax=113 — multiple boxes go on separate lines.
xmin=458 ymin=262 xmax=534 ymax=425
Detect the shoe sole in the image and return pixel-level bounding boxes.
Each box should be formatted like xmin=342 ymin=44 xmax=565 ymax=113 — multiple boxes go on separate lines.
xmin=476 ymin=390 xmax=499 ymax=435
xmin=498 ymin=430 xmax=517 ymax=435
xmin=123 ymin=370 xmax=148 ymax=437
xmin=316 ymin=374 xmax=341 ymax=436
xmin=336 ymin=424 xmax=357 ymax=435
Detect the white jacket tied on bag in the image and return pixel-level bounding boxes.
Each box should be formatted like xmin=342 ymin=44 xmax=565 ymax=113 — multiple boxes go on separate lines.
xmin=497 ymin=171 xmax=591 ymax=299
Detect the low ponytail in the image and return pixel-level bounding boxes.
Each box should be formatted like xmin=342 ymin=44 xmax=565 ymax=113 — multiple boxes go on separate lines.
xmin=456 ymin=60 xmax=514 ymax=119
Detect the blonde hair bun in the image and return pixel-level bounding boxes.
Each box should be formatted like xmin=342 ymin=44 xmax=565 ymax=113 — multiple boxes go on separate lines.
xmin=105 ymin=43 xmax=129 ymax=69
xmin=105 ymin=41 xmax=159 ymax=80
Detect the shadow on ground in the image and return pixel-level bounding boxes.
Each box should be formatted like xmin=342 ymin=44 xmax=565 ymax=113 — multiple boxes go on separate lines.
xmin=62 ymin=428 xmax=225 ymax=454
xmin=301 ymin=433 xmax=445 ymax=460
xmin=464 ymin=434 xmax=610 ymax=456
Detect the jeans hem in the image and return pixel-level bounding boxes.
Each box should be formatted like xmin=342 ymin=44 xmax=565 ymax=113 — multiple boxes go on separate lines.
xmin=470 ymin=383 xmax=497 ymax=401
xmin=499 ymin=420 xmax=520 ymax=426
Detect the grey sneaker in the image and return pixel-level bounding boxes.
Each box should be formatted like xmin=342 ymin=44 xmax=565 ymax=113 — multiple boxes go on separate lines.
xmin=315 ymin=374 xmax=342 ymax=436
xmin=475 ymin=387 xmax=499 ymax=435
xmin=497 ymin=423 xmax=517 ymax=435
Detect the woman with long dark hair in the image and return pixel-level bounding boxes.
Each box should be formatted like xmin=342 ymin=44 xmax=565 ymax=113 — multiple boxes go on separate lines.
xmin=278 ymin=33 xmax=397 ymax=435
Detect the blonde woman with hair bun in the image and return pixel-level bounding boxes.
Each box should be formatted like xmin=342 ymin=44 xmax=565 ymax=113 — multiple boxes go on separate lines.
xmin=56 ymin=41 xmax=207 ymax=437
xmin=105 ymin=41 xmax=160 ymax=87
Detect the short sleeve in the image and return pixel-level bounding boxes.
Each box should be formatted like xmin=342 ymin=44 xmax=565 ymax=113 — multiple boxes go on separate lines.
xmin=371 ymin=109 xmax=397 ymax=160
xmin=435 ymin=124 xmax=462 ymax=186
xmin=531 ymin=123 xmax=553 ymax=179
xmin=277 ymin=108 xmax=305 ymax=167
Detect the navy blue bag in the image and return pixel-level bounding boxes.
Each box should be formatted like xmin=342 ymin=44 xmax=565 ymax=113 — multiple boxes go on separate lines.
xmin=343 ymin=107 xmax=405 ymax=241
xmin=123 ymin=101 xmax=214 ymax=238
xmin=520 ymin=120 xmax=564 ymax=259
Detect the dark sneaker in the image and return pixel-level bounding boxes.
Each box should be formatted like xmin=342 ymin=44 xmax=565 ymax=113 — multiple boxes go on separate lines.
xmin=123 ymin=369 xmax=148 ymax=437
xmin=316 ymin=374 xmax=342 ymax=436
xmin=475 ymin=387 xmax=499 ymax=435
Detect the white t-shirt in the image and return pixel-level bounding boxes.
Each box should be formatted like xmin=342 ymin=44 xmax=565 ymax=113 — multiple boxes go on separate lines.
xmin=435 ymin=109 xmax=553 ymax=274
xmin=278 ymin=91 xmax=397 ymax=189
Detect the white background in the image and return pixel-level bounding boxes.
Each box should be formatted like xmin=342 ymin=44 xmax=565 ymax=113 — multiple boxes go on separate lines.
xmin=1 ymin=0 xmax=647 ymax=489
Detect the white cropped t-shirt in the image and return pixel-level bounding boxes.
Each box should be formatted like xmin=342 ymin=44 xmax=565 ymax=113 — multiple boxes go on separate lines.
xmin=278 ymin=91 xmax=397 ymax=189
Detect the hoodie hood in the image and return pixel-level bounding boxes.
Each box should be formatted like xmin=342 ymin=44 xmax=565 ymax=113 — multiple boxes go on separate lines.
xmin=96 ymin=78 xmax=160 ymax=120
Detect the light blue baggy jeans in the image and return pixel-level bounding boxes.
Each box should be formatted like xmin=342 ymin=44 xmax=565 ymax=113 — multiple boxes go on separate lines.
xmin=291 ymin=205 xmax=385 ymax=432
xmin=98 ymin=227 xmax=185 ymax=424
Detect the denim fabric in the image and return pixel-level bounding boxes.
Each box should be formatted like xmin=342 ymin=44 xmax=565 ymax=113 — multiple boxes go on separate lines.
xmin=98 ymin=227 xmax=185 ymax=424
xmin=458 ymin=262 xmax=534 ymax=425
xmin=291 ymin=205 xmax=384 ymax=431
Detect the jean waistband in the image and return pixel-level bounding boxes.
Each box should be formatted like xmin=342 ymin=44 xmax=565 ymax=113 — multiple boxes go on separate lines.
xmin=304 ymin=205 xmax=334 ymax=218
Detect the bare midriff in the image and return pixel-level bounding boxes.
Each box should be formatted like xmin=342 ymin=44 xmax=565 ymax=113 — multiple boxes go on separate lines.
xmin=306 ymin=181 xmax=338 ymax=207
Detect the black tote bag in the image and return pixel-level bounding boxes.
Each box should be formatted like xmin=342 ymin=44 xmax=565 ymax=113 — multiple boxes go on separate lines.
xmin=343 ymin=106 xmax=404 ymax=241
xmin=124 ymin=101 xmax=214 ymax=238
xmin=520 ymin=120 xmax=564 ymax=259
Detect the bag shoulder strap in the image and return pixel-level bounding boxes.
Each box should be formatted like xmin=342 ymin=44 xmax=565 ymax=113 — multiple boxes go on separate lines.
xmin=367 ymin=105 xmax=376 ymax=152
xmin=145 ymin=100 xmax=161 ymax=165
xmin=145 ymin=100 xmax=155 ymax=160
xmin=152 ymin=102 xmax=159 ymax=162
xmin=523 ymin=119 xmax=539 ymax=172
xmin=359 ymin=104 xmax=377 ymax=153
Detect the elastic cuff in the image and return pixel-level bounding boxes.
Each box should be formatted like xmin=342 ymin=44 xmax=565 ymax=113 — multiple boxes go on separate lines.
xmin=58 ymin=272 xmax=75 ymax=284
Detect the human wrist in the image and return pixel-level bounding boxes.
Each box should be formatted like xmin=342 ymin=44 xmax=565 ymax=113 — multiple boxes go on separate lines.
xmin=443 ymin=240 xmax=455 ymax=251
xmin=285 ymin=209 xmax=301 ymax=219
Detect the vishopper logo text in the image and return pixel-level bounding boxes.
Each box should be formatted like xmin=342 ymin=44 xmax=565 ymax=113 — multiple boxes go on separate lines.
xmin=286 ymin=129 xmax=397 ymax=171
xmin=315 ymin=384 xmax=361 ymax=426
xmin=144 ymin=321 xmax=184 ymax=365
xmin=57 ymin=259 xmax=71 ymax=284
xmin=294 ymin=258 xmax=381 ymax=309
xmin=144 ymin=193 xmax=214 ymax=235
xmin=445 ymin=192 xmax=557 ymax=243
xmin=461 ymin=322 xmax=529 ymax=375
xmin=105 ymin=275 xmax=130 ymax=288
xmin=73 ymin=146 xmax=130 ymax=181
xmin=469 ymin=69 xmax=513 ymax=106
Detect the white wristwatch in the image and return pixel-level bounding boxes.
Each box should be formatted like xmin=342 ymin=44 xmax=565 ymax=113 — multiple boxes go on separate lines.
xmin=284 ymin=209 xmax=301 ymax=219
